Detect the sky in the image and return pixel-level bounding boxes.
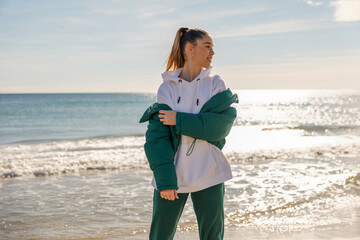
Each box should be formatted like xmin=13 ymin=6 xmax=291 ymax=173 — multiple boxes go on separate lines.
xmin=0 ymin=0 xmax=359 ymax=93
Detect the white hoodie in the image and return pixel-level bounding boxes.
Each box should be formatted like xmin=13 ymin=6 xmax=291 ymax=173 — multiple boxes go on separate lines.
xmin=151 ymin=65 xmax=233 ymax=193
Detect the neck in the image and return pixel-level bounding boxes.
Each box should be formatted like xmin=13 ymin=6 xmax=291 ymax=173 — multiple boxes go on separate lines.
xmin=179 ymin=62 xmax=203 ymax=82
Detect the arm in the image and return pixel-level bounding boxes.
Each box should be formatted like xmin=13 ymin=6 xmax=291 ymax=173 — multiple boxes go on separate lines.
xmin=144 ymin=112 xmax=178 ymax=191
xmin=175 ymin=106 xmax=237 ymax=142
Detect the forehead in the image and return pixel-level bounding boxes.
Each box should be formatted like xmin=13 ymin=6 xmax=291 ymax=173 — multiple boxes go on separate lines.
xmin=197 ymin=36 xmax=213 ymax=45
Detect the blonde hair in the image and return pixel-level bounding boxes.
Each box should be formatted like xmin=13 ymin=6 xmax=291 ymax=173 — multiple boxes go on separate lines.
xmin=164 ymin=27 xmax=209 ymax=72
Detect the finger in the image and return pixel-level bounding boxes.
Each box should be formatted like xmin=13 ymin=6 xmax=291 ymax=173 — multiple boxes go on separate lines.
xmin=175 ymin=191 xmax=178 ymax=199
xmin=170 ymin=193 xmax=175 ymax=200
xmin=168 ymin=192 xmax=174 ymax=200
xmin=164 ymin=193 xmax=169 ymax=199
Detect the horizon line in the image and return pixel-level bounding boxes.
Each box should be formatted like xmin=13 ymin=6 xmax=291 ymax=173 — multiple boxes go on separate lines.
xmin=0 ymin=88 xmax=359 ymax=94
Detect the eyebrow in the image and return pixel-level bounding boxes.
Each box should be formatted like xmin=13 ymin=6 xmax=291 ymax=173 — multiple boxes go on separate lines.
xmin=203 ymin=42 xmax=214 ymax=46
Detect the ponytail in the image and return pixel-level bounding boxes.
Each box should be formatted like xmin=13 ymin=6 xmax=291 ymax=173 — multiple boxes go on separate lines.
xmin=165 ymin=27 xmax=209 ymax=72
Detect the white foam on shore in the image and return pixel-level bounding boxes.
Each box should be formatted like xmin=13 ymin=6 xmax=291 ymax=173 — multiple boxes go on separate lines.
xmin=0 ymin=135 xmax=148 ymax=178
xmin=1 ymin=125 xmax=360 ymax=178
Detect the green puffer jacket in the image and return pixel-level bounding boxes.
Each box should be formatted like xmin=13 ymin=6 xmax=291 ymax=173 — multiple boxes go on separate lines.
xmin=139 ymin=88 xmax=238 ymax=191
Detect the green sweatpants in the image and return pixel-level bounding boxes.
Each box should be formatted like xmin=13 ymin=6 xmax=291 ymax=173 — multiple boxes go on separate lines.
xmin=149 ymin=183 xmax=225 ymax=240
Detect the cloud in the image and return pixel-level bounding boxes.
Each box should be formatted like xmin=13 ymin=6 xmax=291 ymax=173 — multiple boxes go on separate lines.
xmin=213 ymin=18 xmax=330 ymax=38
xmin=216 ymin=53 xmax=360 ymax=89
xmin=303 ymin=0 xmax=323 ymax=6
xmin=137 ymin=7 xmax=177 ymax=19
xmin=141 ymin=7 xmax=270 ymax=28
xmin=64 ymin=16 xmax=95 ymax=26
xmin=0 ymin=33 xmax=7 ymax=40
xmin=91 ymin=9 xmax=127 ymax=15
xmin=331 ymin=0 xmax=360 ymax=22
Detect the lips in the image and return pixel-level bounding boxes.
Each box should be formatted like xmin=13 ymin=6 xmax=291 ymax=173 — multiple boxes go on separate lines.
xmin=207 ymin=58 xmax=212 ymax=62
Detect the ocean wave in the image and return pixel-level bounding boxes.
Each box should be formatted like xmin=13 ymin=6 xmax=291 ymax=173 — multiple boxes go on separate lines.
xmin=346 ymin=172 xmax=360 ymax=187
xmin=5 ymin=134 xmax=145 ymax=146
xmin=261 ymin=124 xmax=359 ymax=134
xmin=1 ymin=130 xmax=360 ymax=179
xmin=224 ymin=171 xmax=360 ymax=229
xmin=225 ymin=142 xmax=360 ymax=164
xmin=0 ymin=135 xmax=148 ymax=178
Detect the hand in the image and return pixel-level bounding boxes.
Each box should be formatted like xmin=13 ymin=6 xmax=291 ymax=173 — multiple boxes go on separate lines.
xmin=160 ymin=189 xmax=179 ymax=201
xmin=159 ymin=110 xmax=177 ymax=126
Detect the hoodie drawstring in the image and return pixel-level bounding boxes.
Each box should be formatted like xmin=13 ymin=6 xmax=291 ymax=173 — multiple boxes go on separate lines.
xmin=196 ymin=78 xmax=200 ymax=105
xmin=186 ymin=138 xmax=197 ymax=156
xmin=177 ymin=78 xmax=200 ymax=106
xmin=177 ymin=77 xmax=201 ymax=156
xmin=177 ymin=79 xmax=182 ymax=103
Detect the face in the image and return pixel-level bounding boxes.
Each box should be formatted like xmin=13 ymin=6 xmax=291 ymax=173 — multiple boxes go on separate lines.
xmin=186 ymin=35 xmax=215 ymax=68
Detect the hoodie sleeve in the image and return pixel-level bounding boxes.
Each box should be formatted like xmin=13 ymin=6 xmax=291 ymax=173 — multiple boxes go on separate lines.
xmin=212 ymin=75 xmax=227 ymax=96
xmin=144 ymin=110 xmax=178 ymax=191
xmin=175 ymin=106 xmax=237 ymax=142
xmin=157 ymin=83 xmax=174 ymax=110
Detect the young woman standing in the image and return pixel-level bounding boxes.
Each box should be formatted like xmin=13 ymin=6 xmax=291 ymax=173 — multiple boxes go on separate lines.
xmin=140 ymin=27 xmax=238 ymax=240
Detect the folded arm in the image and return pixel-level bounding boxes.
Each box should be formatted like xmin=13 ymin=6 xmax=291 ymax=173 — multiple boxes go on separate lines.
xmin=175 ymin=106 xmax=237 ymax=142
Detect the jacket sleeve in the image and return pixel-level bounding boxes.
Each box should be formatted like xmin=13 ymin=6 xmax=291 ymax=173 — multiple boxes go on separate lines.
xmin=144 ymin=112 xmax=178 ymax=191
xmin=175 ymin=106 xmax=237 ymax=142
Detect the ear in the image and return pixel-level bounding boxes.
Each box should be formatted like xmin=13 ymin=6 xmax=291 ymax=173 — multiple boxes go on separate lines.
xmin=185 ymin=42 xmax=196 ymax=57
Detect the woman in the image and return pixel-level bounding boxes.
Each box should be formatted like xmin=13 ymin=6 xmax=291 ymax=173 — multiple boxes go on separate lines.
xmin=139 ymin=27 xmax=238 ymax=240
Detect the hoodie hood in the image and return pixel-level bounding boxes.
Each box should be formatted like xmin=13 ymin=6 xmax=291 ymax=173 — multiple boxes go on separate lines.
xmin=161 ymin=66 xmax=213 ymax=106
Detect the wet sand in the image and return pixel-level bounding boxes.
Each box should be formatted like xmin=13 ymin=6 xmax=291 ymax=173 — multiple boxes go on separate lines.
xmin=170 ymin=221 xmax=360 ymax=240
xmin=2 ymin=168 xmax=360 ymax=240
xmin=131 ymin=209 xmax=360 ymax=240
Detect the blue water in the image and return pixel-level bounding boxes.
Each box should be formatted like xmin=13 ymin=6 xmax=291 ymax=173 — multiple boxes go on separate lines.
xmin=1 ymin=90 xmax=359 ymax=146
xmin=0 ymin=93 xmax=155 ymax=145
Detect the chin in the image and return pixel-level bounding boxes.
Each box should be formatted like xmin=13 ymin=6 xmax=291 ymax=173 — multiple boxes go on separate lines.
xmin=202 ymin=63 xmax=211 ymax=68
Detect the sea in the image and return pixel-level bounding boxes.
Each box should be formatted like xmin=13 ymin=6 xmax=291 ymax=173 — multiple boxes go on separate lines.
xmin=1 ymin=89 xmax=360 ymax=240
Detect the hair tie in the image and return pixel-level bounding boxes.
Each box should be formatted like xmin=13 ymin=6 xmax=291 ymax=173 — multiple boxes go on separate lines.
xmin=181 ymin=28 xmax=188 ymax=33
